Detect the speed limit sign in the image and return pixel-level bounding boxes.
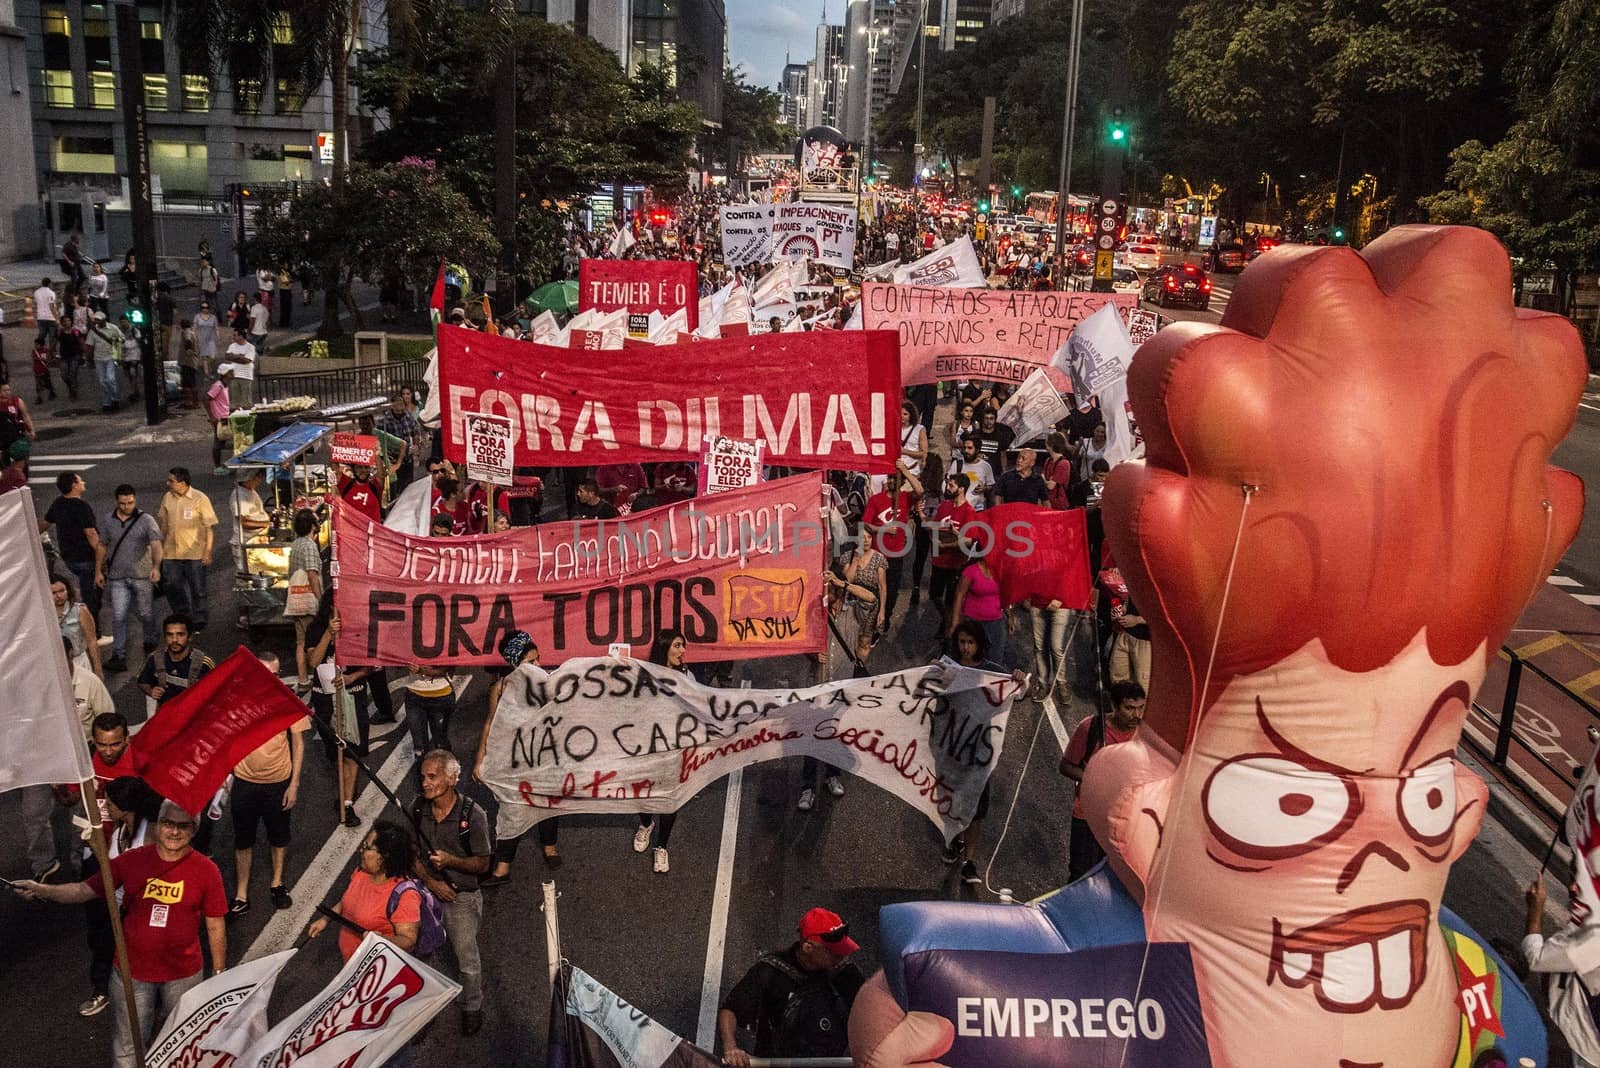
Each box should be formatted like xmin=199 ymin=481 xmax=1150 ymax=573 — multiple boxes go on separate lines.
xmin=1100 ymin=197 xmax=1118 ymax=215
xmin=1099 ymin=215 xmax=1117 ymax=233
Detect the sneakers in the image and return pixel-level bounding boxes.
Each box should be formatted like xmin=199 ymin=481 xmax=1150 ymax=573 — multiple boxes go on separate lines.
xmin=825 ymin=775 xmax=845 ymax=798
xmin=632 ymin=823 xmax=652 ymax=853
xmin=32 ymin=859 xmax=60 ymax=884
xmin=797 ymin=788 xmax=816 ymax=812
xmin=228 ymin=898 xmax=250 ymax=917
xmin=270 ymin=885 xmax=292 ymax=910
xmin=941 ymin=839 xmax=964 ymax=865
xmin=78 ymin=994 xmax=109 ymax=1017
xmin=213 ymin=466 xmax=229 ymax=477
xmin=104 ymin=655 xmax=127 ymax=674
xmin=342 ymin=804 xmax=361 ymax=828
xmin=652 ymin=847 xmax=670 ymax=874
xmin=542 ymin=844 xmax=563 ymax=870
xmin=479 ymin=872 xmax=510 ymax=889
xmin=960 ymin=859 xmax=981 ymax=885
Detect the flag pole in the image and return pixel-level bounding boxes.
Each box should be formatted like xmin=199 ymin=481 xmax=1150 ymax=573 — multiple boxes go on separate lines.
xmin=80 ymin=776 xmax=147 ymax=1066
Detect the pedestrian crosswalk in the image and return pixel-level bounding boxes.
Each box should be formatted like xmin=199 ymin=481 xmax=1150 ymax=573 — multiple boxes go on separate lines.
xmin=1549 ymin=571 xmax=1600 ymax=606
xmin=26 ymin=451 xmax=126 ymax=486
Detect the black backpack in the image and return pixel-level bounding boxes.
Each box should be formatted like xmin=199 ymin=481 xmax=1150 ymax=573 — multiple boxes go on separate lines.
xmin=758 ymin=953 xmax=851 ymax=1057
xmin=410 ymin=793 xmax=493 ymax=863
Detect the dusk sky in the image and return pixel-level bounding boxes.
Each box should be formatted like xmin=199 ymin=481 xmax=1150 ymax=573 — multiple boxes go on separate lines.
xmin=725 ymin=0 xmax=823 ymax=88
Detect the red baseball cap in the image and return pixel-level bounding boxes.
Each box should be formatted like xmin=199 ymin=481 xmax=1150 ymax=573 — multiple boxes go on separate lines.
xmin=799 ymin=907 xmax=859 ymax=956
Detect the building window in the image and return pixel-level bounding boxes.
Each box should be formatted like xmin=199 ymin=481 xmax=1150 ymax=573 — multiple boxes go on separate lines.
xmin=275 ymin=80 xmax=304 ymax=115
xmin=43 ymin=70 xmax=75 ymax=107
xmin=235 ymin=79 xmax=262 ymax=114
xmin=151 ymin=141 xmax=208 ymax=193
xmin=140 ymin=17 xmax=164 ymax=70
xmin=88 ymin=70 xmax=116 ymax=109
xmin=272 ymin=13 xmax=294 ymax=44
xmin=54 ymin=135 xmax=117 ymax=174
xmin=84 ymin=4 xmax=112 ymax=74
xmin=242 ymin=142 xmax=314 ymax=183
xmin=144 ymin=74 xmax=169 ymax=110
xmin=183 ymin=74 xmax=211 ymax=111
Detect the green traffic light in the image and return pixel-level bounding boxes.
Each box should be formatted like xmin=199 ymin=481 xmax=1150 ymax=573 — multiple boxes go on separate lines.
xmin=1110 ymin=124 xmax=1126 ymax=142
xmin=126 ymin=309 xmax=146 ymax=325
xmin=1011 ymin=185 xmax=1022 ymax=196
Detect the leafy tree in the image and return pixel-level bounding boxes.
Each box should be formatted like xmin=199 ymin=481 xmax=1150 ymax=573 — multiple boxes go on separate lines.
xmin=244 ymin=160 xmax=499 ymax=338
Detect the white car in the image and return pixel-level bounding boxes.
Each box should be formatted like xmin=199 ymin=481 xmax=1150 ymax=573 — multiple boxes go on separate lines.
xmin=1125 ymin=243 xmax=1161 ymax=271
xmin=1110 ymin=267 xmax=1142 ymax=295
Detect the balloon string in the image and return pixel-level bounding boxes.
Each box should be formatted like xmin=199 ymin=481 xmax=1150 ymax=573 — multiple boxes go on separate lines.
xmin=1117 ymin=481 xmax=1258 ymax=1068
xmin=1524 ymin=499 xmax=1554 ymax=612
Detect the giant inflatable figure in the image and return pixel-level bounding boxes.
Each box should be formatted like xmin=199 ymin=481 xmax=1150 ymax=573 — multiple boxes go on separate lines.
xmin=849 ymin=226 xmax=1586 ymax=1067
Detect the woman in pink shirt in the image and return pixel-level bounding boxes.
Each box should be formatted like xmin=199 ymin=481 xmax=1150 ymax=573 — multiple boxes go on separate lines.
xmin=206 ymin=368 xmax=233 ymax=474
xmin=948 ymin=555 xmax=1012 ymax=666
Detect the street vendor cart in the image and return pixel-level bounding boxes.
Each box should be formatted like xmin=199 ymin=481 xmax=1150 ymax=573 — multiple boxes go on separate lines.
xmin=225 ymin=421 xmax=335 ymax=629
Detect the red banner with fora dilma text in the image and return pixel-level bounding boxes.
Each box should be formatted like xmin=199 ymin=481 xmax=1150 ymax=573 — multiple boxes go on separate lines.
xmin=436 ymin=323 xmax=902 ymax=472
xmin=333 ymin=473 xmax=829 ymax=667
xmin=579 ymin=258 xmax=699 ymax=334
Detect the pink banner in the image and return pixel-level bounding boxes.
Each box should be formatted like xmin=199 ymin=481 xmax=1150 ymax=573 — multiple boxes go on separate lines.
xmin=579 ymin=258 xmax=699 ymax=331
xmin=860 ymin=283 xmax=1136 ymax=385
xmin=333 ymin=473 xmax=829 ymax=666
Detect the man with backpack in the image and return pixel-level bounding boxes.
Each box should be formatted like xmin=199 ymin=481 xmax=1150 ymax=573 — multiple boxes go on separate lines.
xmin=718 ymin=907 xmax=866 ymax=1067
xmin=412 ymin=749 xmax=492 ymax=1036
xmin=1059 ymin=680 xmax=1146 ymax=881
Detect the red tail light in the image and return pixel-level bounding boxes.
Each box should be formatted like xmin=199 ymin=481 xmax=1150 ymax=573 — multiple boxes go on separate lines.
xmin=1165 ymin=276 xmax=1178 ymax=290
xmin=1201 ymin=279 xmax=1212 ymax=291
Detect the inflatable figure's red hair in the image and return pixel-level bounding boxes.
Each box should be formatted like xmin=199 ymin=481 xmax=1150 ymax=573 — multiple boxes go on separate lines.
xmin=1104 ymin=226 xmax=1586 ymax=751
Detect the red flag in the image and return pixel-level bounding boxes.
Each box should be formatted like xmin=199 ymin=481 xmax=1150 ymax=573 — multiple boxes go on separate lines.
xmin=429 ymin=259 xmax=446 ymax=323
xmin=133 ymin=649 xmax=309 ymax=815
xmin=968 ymin=504 xmax=1092 ymax=610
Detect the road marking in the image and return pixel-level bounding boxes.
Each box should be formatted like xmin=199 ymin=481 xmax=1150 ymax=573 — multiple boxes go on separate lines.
xmin=1581 ymin=402 xmax=1600 ymax=414
xmin=1549 ymin=575 xmax=1584 ymax=587
xmin=25 ymin=463 xmax=90 ymax=473
xmin=697 ymin=767 xmax=744 ymax=1049
xmin=1578 ymin=594 xmax=1600 ymax=607
xmin=1566 ymin=668 xmax=1600 ymax=696
xmin=1041 ymin=693 xmax=1068 ymax=750
xmin=242 ymin=733 xmax=415 ymax=962
xmin=1515 ymin=633 xmax=1574 ymax=659
xmin=32 ymin=452 xmax=126 ymax=461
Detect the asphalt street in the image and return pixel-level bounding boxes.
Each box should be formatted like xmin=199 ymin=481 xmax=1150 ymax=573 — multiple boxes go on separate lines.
xmin=0 ymin=306 xmax=1586 ymax=1066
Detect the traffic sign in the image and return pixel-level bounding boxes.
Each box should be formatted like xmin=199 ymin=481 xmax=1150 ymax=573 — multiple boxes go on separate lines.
xmin=1100 ymin=197 xmax=1118 ymax=215
xmin=1094 ymin=249 xmax=1115 ymax=280
xmin=1097 ymin=233 xmax=1116 ymax=251
xmin=1099 ymin=216 xmax=1116 ymax=234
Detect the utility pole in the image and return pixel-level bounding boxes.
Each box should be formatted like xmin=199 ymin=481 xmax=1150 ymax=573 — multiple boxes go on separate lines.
xmin=493 ymin=0 xmax=517 ymax=318
xmin=113 ymin=0 xmax=163 ymax=426
xmin=1052 ymin=0 xmax=1085 ymax=285
xmin=912 ymin=0 xmax=928 ymax=206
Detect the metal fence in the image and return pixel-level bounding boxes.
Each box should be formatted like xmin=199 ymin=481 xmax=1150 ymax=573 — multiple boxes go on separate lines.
xmin=1470 ymin=644 xmax=1600 ymax=818
xmin=255 ymin=359 xmax=429 ymax=408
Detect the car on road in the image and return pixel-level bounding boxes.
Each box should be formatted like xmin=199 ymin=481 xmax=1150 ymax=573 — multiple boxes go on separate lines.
xmin=1143 ymin=262 xmax=1212 ymax=309
xmin=1110 ymin=267 xmax=1142 ymax=295
xmin=1248 ymin=237 xmax=1282 ymax=260
xmin=1205 ymin=241 xmax=1248 ymax=273
xmin=1124 ymin=243 xmax=1161 ymax=271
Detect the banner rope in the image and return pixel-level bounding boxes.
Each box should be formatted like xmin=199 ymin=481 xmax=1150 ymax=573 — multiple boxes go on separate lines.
xmin=981 ymin=611 xmax=1082 ymax=900
xmin=1117 ymin=482 xmax=1257 ymax=1068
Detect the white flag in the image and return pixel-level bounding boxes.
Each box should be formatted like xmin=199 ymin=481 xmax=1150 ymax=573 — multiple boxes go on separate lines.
xmin=383 ymin=477 xmax=434 ymax=537
xmin=996 ymin=368 xmax=1070 ymax=447
xmin=418 ymin=346 xmax=440 ymax=429
xmin=1054 ymin=303 xmax=1144 ymax=465
xmin=843 ymin=302 xmax=863 ymax=330
xmin=781 ymin=313 xmax=806 ymax=332
xmin=752 ymin=259 xmax=805 ymax=307
xmin=648 ymin=307 xmax=688 ymax=344
xmin=892 ymin=236 xmax=987 ymax=287
xmin=0 ymin=490 xmax=93 ymax=791
xmin=720 ymin=285 xmax=751 ymax=328
xmin=608 ymin=223 xmax=636 ymax=259
xmin=223 ymin=934 xmax=460 ymax=1067
xmin=148 ymin=950 xmax=295 ymax=1068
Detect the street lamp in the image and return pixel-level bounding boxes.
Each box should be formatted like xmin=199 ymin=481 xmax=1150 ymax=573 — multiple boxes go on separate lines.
xmin=913 ymin=0 xmax=929 ymax=205
xmin=1052 ymin=0 xmax=1085 ymax=282
xmin=858 ymin=23 xmax=884 ymax=180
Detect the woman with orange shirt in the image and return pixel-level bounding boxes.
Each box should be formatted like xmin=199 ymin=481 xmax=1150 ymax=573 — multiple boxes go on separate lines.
xmin=306 ymin=820 xmax=422 ymax=960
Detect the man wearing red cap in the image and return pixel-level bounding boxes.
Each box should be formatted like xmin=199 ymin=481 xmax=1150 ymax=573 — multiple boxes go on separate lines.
xmin=717 ymin=907 xmax=864 ymax=1067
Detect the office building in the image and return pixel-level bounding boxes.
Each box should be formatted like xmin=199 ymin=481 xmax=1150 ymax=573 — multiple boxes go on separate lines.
xmin=990 ymin=0 xmax=1027 ymax=21
xmin=781 ymin=60 xmax=808 ymax=130
xmin=1 ymin=0 xmax=42 ymax=258
xmin=842 ymin=0 xmax=893 ymax=150
xmin=940 ymin=0 xmax=988 ymax=48
xmin=541 ymin=0 xmax=725 ymax=125
xmin=805 ymin=21 xmax=847 ymax=131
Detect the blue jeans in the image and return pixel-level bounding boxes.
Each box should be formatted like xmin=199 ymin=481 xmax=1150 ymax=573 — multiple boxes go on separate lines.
xmin=162 ymin=558 xmax=209 ymax=629
xmin=109 ymin=970 xmax=202 ymax=1068
xmin=95 ymin=359 xmax=120 ymax=406
xmin=108 ymin=576 xmax=155 ymax=657
xmin=66 ymin=558 xmax=101 ymax=620
xmin=977 ymin=616 xmax=1008 ymax=668
xmin=405 ymin=691 xmax=455 ymax=762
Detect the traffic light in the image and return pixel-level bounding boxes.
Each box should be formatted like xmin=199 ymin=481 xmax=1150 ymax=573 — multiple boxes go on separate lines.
xmin=1011 ymin=185 xmax=1022 ymax=198
xmin=1109 ymin=107 xmax=1127 ymax=144
xmin=1331 ymin=225 xmax=1347 ymax=245
xmin=125 ymin=307 xmax=146 ymax=326
xmin=977 ymin=198 xmax=990 ymax=214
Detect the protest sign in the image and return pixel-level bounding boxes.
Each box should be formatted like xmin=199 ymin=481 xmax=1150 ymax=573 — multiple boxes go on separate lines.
xmin=995 ymin=369 xmax=1069 ymax=448
xmin=548 ymin=964 xmax=719 ymax=1068
xmin=1126 ymin=306 xmax=1160 ymax=348
xmin=772 ymin=203 xmax=858 ymax=268
xmin=1057 ymin=303 xmax=1143 ymax=465
xmin=437 ymin=323 xmax=901 ymax=471
xmin=222 ymin=933 xmax=459 ymax=1068
xmin=465 ymin=413 xmax=514 ymax=486
xmin=901 ymin=943 xmax=1211 ymax=1067
xmin=329 ymin=433 xmax=378 ymax=467
xmin=578 ymin=259 xmax=699 ymax=336
xmin=861 ymin=284 xmax=1136 ymax=385
xmin=482 ymin=656 xmax=1019 ymax=842
xmin=334 ymin=473 xmax=828 ymax=666
xmin=147 ymin=950 xmax=294 ymax=1068
xmin=699 ymin=435 xmax=765 ymax=495
xmin=719 ymin=204 xmax=776 ymax=267
xmin=893 ymin=236 xmax=987 ymax=288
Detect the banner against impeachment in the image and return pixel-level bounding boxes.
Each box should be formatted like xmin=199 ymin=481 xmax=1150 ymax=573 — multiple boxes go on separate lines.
xmin=860 ymin=284 xmax=1136 ymax=385
xmin=334 ymin=474 xmax=828 ymax=667
xmin=481 ymin=657 xmax=1021 ymax=843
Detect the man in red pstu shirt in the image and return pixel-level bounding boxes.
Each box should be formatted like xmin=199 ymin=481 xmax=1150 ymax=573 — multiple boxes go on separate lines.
xmin=862 ymin=459 xmax=923 ymax=619
xmin=928 ymin=473 xmax=977 ymax=631
xmin=18 ymin=800 xmax=229 ymax=1068
xmin=337 ymin=463 xmax=384 ymax=523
